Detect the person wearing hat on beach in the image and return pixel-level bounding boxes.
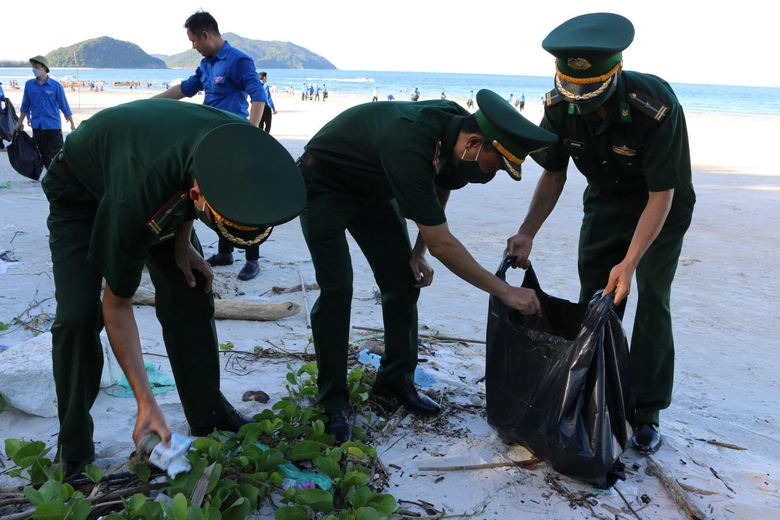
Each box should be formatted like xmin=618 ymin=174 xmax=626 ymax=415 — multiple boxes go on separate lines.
xmin=505 ymin=12 xmax=695 ymax=455
xmin=42 ymin=98 xmax=304 ymax=480
xmin=13 ymin=56 xmax=75 ymax=174
xmin=155 ymin=11 xmax=269 ymax=281
xmin=297 ymin=89 xmax=558 ymax=445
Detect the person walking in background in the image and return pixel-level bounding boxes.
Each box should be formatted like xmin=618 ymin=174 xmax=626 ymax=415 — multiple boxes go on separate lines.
xmin=296 ymin=89 xmax=558 ymax=445
xmin=302 ymin=83 xmax=307 ymax=101
xmin=314 ymin=84 xmax=321 ymax=102
xmin=519 ymin=92 xmax=526 ymax=111
xmin=507 ymin=93 xmax=514 ymax=105
xmin=466 ymin=90 xmax=474 ymax=111
xmin=0 ymin=81 xmax=6 ymax=150
xmin=322 ymin=84 xmax=328 ymax=101
xmin=410 ymin=86 xmax=420 ymax=101
xmin=13 ymin=56 xmax=75 ymax=174
xmin=371 ymin=86 xmax=379 ymax=102
xmin=259 ymin=71 xmax=277 ymax=133
xmin=155 ymin=10 xmax=269 ymax=281
xmin=505 ymin=13 xmax=695 ymax=456
xmin=440 ymin=88 xmax=446 ymax=99
xmin=308 ymin=84 xmax=314 ymax=100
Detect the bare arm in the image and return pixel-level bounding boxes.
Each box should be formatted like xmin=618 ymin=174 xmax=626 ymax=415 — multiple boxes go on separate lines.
xmin=418 ymin=220 xmax=540 ymax=315
xmin=408 ymin=187 xmax=450 ymax=288
xmin=248 ymin=101 xmax=265 ymax=127
xmin=153 ymin=84 xmax=185 ymax=100
xmin=505 ymin=168 xmax=567 ymax=267
xmin=13 ymin=111 xmax=27 ymax=131
xmin=605 ymin=189 xmax=674 ymax=304
xmin=102 ymin=285 xmax=171 ymax=447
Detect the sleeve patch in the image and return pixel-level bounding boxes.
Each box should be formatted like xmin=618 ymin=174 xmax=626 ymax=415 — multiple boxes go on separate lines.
xmin=628 ymin=91 xmax=670 ymax=122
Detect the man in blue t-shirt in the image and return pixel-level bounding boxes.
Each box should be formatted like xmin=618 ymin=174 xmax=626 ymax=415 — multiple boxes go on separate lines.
xmin=258 ymin=71 xmax=277 ymax=133
xmin=156 ymin=11 xmax=269 ymax=281
xmin=13 ymin=56 xmax=75 ymax=173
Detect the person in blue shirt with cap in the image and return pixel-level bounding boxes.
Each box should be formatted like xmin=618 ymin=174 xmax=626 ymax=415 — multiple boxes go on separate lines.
xmin=506 ymin=12 xmax=695 ymax=455
xmin=156 ymin=11 xmax=269 ymax=281
xmin=13 ymin=56 xmax=75 ymax=172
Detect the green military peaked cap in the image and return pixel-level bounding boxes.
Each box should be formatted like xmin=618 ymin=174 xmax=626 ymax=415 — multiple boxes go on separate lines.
xmin=30 ymin=55 xmax=50 ymax=72
xmin=474 ymin=89 xmax=558 ymax=180
xmin=542 ymin=13 xmax=634 ymax=104
xmin=195 ymin=123 xmax=305 ymax=239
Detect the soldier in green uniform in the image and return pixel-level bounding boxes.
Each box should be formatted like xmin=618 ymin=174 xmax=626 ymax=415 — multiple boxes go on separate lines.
xmin=298 ymin=89 xmax=559 ymax=444
xmin=505 ymin=13 xmax=696 ymax=454
xmin=42 ymin=98 xmax=304 ymax=479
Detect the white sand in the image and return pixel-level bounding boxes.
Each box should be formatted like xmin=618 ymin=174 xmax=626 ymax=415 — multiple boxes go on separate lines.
xmin=1 ymin=88 xmax=779 ymax=519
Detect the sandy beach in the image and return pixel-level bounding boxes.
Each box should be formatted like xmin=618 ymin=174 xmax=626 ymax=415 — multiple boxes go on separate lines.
xmin=1 ymin=87 xmax=779 ymax=519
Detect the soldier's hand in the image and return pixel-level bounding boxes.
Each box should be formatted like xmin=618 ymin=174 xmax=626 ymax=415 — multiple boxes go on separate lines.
xmin=132 ymin=402 xmax=171 ymax=451
xmin=500 ymin=286 xmax=541 ymax=316
xmin=504 ymin=233 xmax=533 ymax=268
xmin=409 ymin=254 xmax=434 ymax=288
xmin=175 ymin=242 xmax=213 ymax=293
xmin=603 ymin=261 xmax=634 ymax=305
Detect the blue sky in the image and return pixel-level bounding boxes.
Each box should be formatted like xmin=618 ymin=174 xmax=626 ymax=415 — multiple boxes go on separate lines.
xmin=5 ymin=0 xmax=776 ymax=87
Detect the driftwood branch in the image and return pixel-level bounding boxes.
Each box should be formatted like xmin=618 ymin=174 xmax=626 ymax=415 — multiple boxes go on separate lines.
xmin=645 ymin=457 xmax=709 ymax=520
xmin=418 ymin=458 xmax=540 ymax=472
xmin=132 ymin=286 xmax=299 ymax=321
xmin=352 ymin=325 xmax=486 ymax=345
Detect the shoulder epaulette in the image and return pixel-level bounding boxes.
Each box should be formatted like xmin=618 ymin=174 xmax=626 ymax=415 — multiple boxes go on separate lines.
xmin=146 ymin=191 xmax=188 ymax=236
xmin=545 ymin=89 xmax=564 ymax=107
xmin=628 ymin=90 xmax=670 ymax=122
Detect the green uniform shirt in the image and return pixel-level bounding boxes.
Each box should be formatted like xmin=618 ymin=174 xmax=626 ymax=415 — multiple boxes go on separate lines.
xmin=531 ymin=71 xmax=692 ymax=193
xmin=304 ymin=100 xmax=469 ymax=226
xmin=61 ymin=99 xmax=250 ymax=297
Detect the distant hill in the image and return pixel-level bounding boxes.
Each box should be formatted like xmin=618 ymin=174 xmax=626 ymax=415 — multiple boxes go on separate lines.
xmin=162 ymin=33 xmax=336 ymax=70
xmin=47 ymin=37 xmax=167 ymax=69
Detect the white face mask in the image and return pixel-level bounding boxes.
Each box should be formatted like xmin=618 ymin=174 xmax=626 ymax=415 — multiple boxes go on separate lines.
xmin=32 ymin=68 xmax=44 ymax=78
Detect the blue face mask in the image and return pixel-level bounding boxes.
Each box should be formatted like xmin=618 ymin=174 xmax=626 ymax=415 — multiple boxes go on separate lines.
xmin=456 ymin=143 xmax=495 ymax=184
xmin=32 ymin=68 xmax=44 ymax=79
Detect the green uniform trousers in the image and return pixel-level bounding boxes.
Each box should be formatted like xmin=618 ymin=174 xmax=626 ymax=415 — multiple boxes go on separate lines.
xmin=578 ymin=183 xmax=695 ymax=425
xmin=43 ymin=163 xmax=234 ymax=462
xmin=299 ymin=165 xmax=420 ymax=414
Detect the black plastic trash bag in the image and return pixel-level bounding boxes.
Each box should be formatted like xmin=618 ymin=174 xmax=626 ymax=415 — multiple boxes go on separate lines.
xmin=0 ymin=99 xmax=20 ymax=142
xmin=7 ymin=130 xmax=44 ymax=181
xmin=485 ymin=258 xmax=634 ymax=488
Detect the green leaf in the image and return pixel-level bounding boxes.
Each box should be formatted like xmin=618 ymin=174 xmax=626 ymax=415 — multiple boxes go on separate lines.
xmin=12 ymin=440 xmax=48 ymax=467
xmin=23 ymin=486 xmax=45 ymax=506
xmin=341 ymin=471 xmax=370 ymax=488
xmin=70 ymin=498 xmax=93 ymax=520
xmin=171 ymin=493 xmax=190 ymax=520
xmin=84 ymin=464 xmax=103 ymax=483
xmin=132 ymin=463 xmax=151 ymax=483
xmin=222 ymin=497 xmax=250 ymax=520
xmin=286 ymin=372 xmax=297 ymax=385
xmin=355 ymin=507 xmax=381 ymax=520
xmin=0 ymin=321 xmax=10 ymax=330
xmin=314 ymin=455 xmax=341 ymax=479
xmin=31 ymin=501 xmax=64 ymax=518
xmin=4 ymin=438 xmax=22 ymax=458
xmin=312 ymin=419 xmax=326 ymax=437
xmin=349 ymin=485 xmax=371 ymax=509
xmin=219 ymin=341 xmax=234 ymax=351
xmin=291 ymin=440 xmax=321 ymax=461
xmin=274 ymin=505 xmax=309 ymax=520
xmin=366 ymin=493 xmax=398 ymax=515
xmin=294 ymin=488 xmax=334 ymax=513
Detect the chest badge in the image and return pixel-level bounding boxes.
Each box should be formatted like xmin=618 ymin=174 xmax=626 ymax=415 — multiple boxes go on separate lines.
xmin=613 ymin=145 xmax=637 ymax=157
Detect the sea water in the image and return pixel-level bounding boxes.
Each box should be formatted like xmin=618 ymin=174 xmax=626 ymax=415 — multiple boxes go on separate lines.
xmin=1 ymin=67 xmax=778 ymax=118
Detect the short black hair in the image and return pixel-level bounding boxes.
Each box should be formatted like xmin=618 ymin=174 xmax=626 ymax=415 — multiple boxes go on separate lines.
xmin=259 ymin=72 xmax=268 ymax=78
xmin=460 ymin=114 xmax=497 ymax=153
xmin=185 ymin=11 xmax=220 ymax=36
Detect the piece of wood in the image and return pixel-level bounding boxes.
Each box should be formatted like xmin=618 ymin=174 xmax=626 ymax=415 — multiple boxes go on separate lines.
xmin=132 ymin=286 xmax=300 ymax=321
xmin=646 ymin=457 xmax=709 ymax=520
xmin=352 ymin=325 xmax=486 ymax=344
xmin=418 ymin=458 xmax=540 ymax=472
